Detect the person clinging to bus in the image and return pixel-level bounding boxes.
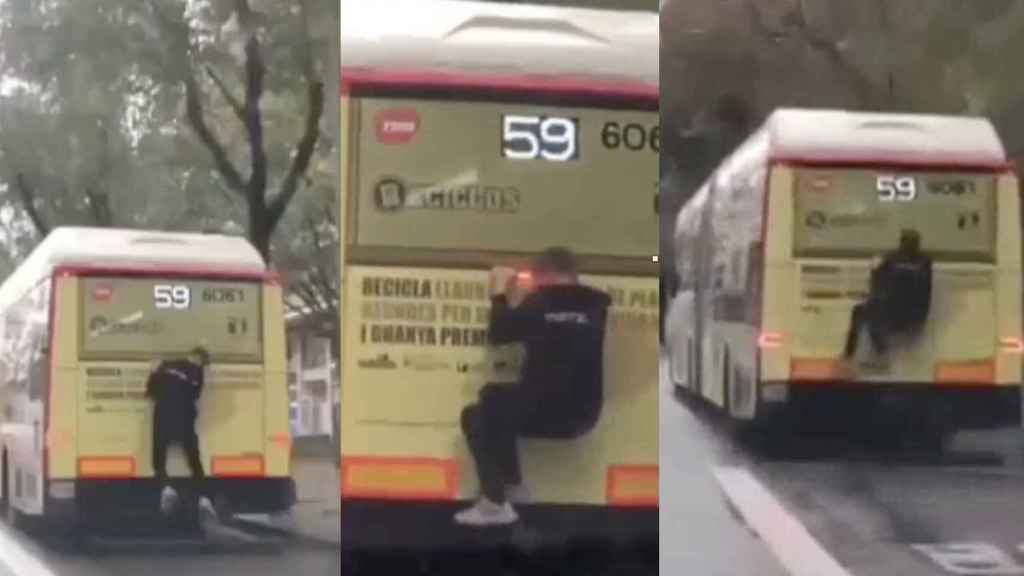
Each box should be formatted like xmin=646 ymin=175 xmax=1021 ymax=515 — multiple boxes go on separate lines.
xmin=145 ymin=346 xmax=217 ymax=521
xmin=843 ymin=229 xmax=932 ymax=361
xmin=454 ymin=247 xmax=612 ymax=527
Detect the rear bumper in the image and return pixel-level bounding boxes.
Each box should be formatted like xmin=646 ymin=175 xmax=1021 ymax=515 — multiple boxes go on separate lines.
xmin=341 ymin=498 xmax=657 ymax=555
xmin=46 ymin=477 xmax=296 ymax=522
xmin=761 ymin=381 xmax=1022 ymax=430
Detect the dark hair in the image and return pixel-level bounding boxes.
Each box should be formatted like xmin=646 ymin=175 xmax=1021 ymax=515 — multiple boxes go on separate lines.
xmin=900 ymin=229 xmax=921 ymax=251
xmin=533 ymin=247 xmax=577 ymax=277
xmin=190 ymin=346 xmax=211 ymax=366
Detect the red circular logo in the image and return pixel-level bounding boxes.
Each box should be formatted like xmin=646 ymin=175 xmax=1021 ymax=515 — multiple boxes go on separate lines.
xmin=375 ymin=108 xmax=420 ymax=145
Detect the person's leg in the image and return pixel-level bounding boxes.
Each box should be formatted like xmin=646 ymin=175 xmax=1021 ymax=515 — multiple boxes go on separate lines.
xmin=460 ymin=401 xmax=504 ymax=504
xmin=479 ymin=384 xmax=523 ymax=488
xmin=182 ymin=426 xmax=217 ymax=521
xmin=865 ymin=299 xmax=889 ymax=355
xmin=454 ymin=391 xmax=519 ymax=526
xmin=844 ymin=303 xmax=867 ymax=357
xmin=183 ymin=428 xmax=205 ymax=486
xmin=152 ymin=423 xmax=169 ymax=487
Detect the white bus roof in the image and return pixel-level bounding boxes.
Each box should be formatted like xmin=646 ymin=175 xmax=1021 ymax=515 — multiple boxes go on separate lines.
xmin=0 ymin=227 xmax=266 ymax=310
xmin=340 ymin=0 xmax=658 ymax=90
xmin=765 ymin=108 xmax=1007 ymax=168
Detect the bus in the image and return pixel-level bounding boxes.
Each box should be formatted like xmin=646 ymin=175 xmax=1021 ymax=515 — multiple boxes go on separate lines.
xmin=666 ymin=108 xmax=1023 ymax=444
xmin=0 ymin=227 xmax=294 ymax=529
xmin=339 ymin=0 xmax=659 ymax=563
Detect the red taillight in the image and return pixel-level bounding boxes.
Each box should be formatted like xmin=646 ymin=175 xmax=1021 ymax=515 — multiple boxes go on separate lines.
xmin=758 ymin=331 xmax=784 ymax=349
xmin=1000 ymin=337 xmax=1024 ymax=354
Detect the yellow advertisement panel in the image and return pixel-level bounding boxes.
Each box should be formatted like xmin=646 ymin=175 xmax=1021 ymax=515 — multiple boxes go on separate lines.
xmin=340 ymin=265 xmax=658 ymax=504
xmin=793 ymin=169 xmax=997 ymax=261
xmin=350 ymin=96 xmax=659 ymax=258
xmin=79 ymin=277 xmax=263 ymax=362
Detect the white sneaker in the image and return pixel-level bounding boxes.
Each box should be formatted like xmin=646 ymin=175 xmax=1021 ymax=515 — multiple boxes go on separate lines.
xmin=505 ymin=483 xmax=530 ymax=504
xmin=198 ymin=497 xmax=218 ymax=524
xmin=160 ymin=486 xmax=179 ymax=515
xmin=453 ymin=497 xmax=519 ymax=527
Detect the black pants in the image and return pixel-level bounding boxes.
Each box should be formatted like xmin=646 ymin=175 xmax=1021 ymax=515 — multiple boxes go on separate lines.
xmin=845 ymin=299 xmax=888 ymax=357
xmin=153 ymin=419 xmax=206 ymax=496
xmin=461 ymin=384 xmax=588 ymax=504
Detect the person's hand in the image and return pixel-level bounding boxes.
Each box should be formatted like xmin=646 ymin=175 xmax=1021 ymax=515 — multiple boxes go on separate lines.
xmin=489 ymin=267 xmax=517 ymax=297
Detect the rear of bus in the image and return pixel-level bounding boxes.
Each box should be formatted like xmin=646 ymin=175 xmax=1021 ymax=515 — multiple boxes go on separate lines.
xmin=339 ymin=5 xmax=659 ymax=554
xmin=44 ymin=264 xmax=293 ymax=522
xmin=758 ymin=111 xmax=1023 ymax=432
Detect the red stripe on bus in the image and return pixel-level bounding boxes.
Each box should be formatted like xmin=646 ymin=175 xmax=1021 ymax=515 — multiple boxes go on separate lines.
xmin=340 ymin=67 xmax=659 ymax=101
xmin=54 ymin=264 xmax=278 ymax=282
xmin=771 ymin=156 xmax=1010 ymax=172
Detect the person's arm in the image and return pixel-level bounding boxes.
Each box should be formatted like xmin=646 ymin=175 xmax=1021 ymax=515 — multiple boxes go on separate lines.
xmin=191 ymin=366 xmax=204 ymax=403
xmin=489 ymin=293 xmax=540 ymax=345
xmin=144 ymin=361 xmax=162 ymax=399
xmin=921 ymin=258 xmax=933 ymax=307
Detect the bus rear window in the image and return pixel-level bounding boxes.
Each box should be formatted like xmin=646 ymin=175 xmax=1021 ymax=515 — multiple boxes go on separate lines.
xmin=792 ymin=168 xmax=997 ymax=261
xmin=79 ymin=277 xmax=263 ymax=363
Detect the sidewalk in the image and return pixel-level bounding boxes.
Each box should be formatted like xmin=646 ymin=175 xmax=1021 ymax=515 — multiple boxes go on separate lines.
xmin=237 ymin=437 xmax=340 ymax=545
xmin=288 ymin=455 xmax=340 ymax=545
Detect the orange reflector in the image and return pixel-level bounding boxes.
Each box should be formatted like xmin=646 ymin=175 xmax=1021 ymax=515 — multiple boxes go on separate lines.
xmin=607 ymin=465 xmax=658 ymax=507
xmin=269 ymin=433 xmax=292 ymax=449
xmin=211 ymin=456 xmax=265 ymax=477
xmin=758 ymin=331 xmax=784 ymax=349
xmin=342 ymin=457 xmax=459 ymax=501
xmin=45 ymin=429 xmax=72 ymax=450
xmin=79 ymin=457 xmax=136 ymax=478
xmin=791 ymin=358 xmax=847 ymax=381
xmin=935 ymin=360 xmax=995 ymax=384
xmin=1001 ymin=337 xmax=1024 ymax=354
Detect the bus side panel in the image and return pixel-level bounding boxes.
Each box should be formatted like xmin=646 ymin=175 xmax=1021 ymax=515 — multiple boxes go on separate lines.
xmin=760 ymin=166 xmax=797 ymax=383
xmin=47 ymin=275 xmax=79 ymax=481
xmin=262 ymin=283 xmax=291 ymax=478
xmin=340 ymin=265 xmax=658 ymax=508
xmin=996 ymin=173 xmax=1023 ymax=385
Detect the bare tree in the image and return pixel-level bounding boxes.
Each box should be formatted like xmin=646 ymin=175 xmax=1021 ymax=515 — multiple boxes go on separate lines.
xmin=150 ymin=0 xmax=325 ymax=263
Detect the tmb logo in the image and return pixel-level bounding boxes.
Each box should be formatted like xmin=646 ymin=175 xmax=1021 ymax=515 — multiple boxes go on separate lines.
xmin=375 ymin=108 xmax=420 ymax=145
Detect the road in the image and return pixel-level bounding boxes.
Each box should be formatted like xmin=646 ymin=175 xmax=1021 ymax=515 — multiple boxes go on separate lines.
xmin=662 ymin=355 xmax=1024 ymax=575
xmin=0 ymin=517 xmax=339 ymax=576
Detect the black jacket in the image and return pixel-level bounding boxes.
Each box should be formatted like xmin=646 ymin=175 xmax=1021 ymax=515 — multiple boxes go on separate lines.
xmin=489 ymin=283 xmax=612 ymax=430
xmin=145 ymin=359 xmax=204 ymax=431
xmin=871 ymin=251 xmax=933 ymax=331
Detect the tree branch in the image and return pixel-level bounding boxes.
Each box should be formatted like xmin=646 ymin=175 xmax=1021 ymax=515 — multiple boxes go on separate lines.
xmin=268 ymin=80 xmax=324 ymax=230
xmin=14 ymin=173 xmax=49 ymax=236
xmin=83 ymin=188 xmax=113 ymax=227
xmin=148 ymin=0 xmax=247 ymax=196
xmin=184 ymin=74 xmax=247 ymax=194
xmin=243 ymin=28 xmax=267 ymax=199
xmin=742 ymin=0 xmax=882 ymax=109
xmin=84 ymin=123 xmax=115 ymax=227
xmin=205 ymin=65 xmax=246 ymax=124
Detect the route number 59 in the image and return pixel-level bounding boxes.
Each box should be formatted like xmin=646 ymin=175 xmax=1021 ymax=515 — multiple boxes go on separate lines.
xmin=154 ymin=285 xmax=191 ymax=310
xmin=877 ymin=175 xmax=917 ymax=202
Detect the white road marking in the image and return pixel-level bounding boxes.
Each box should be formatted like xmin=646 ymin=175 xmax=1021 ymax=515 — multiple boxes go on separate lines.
xmin=0 ymin=527 xmax=57 ymax=576
xmin=712 ymin=466 xmax=854 ymax=576
xmin=912 ymin=542 xmax=1024 ymax=575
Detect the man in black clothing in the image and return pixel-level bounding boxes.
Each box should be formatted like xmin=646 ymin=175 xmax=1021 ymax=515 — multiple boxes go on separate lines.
xmin=454 ymin=247 xmax=612 ymax=527
xmin=844 ymin=229 xmax=932 ymax=359
xmin=146 ymin=346 xmax=216 ymax=519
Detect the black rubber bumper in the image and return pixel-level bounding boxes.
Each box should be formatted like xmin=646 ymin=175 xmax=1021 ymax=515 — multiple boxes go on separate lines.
xmin=49 ymin=477 xmax=296 ymax=522
xmin=341 ymin=498 xmax=657 ymax=557
xmin=765 ymin=381 xmax=1022 ymax=431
